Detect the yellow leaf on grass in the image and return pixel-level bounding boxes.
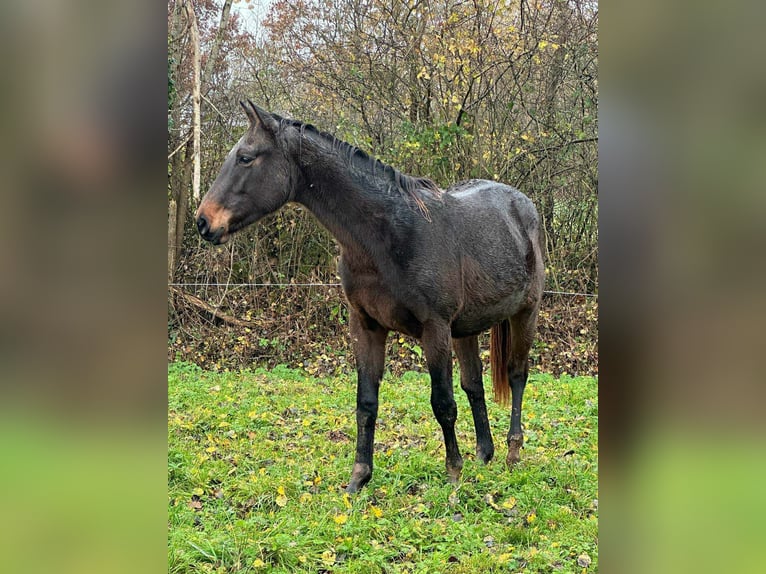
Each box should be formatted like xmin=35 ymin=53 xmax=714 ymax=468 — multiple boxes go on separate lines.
xmin=275 ymin=486 xmax=288 ymax=507
xmin=342 ymin=493 xmax=352 ymax=509
xmin=334 ymin=513 xmax=348 ymax=525
xmin=502 ymin=496 xmax=517 ymax=510
xmin=369 ymin=505 xmax=383 ymax=519
xmin=321 ymin=550 xmax=336 ymax=565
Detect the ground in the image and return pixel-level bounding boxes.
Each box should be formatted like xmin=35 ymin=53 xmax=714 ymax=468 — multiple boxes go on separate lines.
xmin=168 ymin=362 xmax=598 ymax=573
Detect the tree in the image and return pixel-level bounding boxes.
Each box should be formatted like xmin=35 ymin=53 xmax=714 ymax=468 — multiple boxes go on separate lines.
xmin=168 ymin=0 xmax=235 ymax=282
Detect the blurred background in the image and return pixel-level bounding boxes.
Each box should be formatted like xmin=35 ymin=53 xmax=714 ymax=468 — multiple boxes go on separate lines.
xmin=0 ymin=1 xmax=167 ymax=573
xmin=0 ymin=0 xmax=763 ymax=572
xmin=599 ymin=0 xmax=766 ymax=571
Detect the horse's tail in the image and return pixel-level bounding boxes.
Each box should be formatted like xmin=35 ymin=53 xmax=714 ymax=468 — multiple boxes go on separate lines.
xmin=490 ymin=319 xmax=512 ymax=406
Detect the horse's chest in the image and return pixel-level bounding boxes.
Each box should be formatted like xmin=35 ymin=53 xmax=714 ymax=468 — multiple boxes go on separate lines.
xmin=342 ymin=275 xmax=424 ymax=338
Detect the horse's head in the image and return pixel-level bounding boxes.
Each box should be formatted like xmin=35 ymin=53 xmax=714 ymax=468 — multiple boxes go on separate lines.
xmin=195 ymin=101 xmax=297 ymax=245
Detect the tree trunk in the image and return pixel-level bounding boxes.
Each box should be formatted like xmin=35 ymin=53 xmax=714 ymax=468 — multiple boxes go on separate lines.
xmin=168 ymin=198 xmax=178 ymax=282
xmin=168 ymin=141 xmax=192 ymax=283
xmin=175 ymin=140 xmax=193 ymax=266
xmin=183 ymin=0 xmax=201 ymax=203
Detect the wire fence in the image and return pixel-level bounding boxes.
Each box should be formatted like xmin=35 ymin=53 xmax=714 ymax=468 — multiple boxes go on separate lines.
xmin=168 ymin=280 xmax=598 ymax=376
xmin=168 ymin=282 xmax=597 ymax=298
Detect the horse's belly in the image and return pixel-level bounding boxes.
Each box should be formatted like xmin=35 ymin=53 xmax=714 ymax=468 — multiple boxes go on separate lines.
xmin=450 ymin=292 xmax=527 ymax=338
xmin=450 ymin=315 xmax=503 ymax=339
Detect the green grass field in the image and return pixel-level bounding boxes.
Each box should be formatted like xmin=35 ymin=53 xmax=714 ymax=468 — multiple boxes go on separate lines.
xmin=168 ymin=362 xmax=597 ymax=573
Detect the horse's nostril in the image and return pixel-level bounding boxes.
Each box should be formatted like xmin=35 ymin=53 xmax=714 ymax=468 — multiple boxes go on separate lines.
xmin=197 ymin=215 xmax=208 ymax=235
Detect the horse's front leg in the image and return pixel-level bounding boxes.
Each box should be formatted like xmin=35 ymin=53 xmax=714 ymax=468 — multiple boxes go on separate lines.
xmin=422 ymin=321 xmax=464 ymax=483
xmin=346 ymin=311 xmax=388 ymax=493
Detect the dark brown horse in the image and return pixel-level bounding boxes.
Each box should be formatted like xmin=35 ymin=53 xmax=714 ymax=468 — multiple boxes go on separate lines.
xmin=196 ymin=101 xmax=544 ymax=492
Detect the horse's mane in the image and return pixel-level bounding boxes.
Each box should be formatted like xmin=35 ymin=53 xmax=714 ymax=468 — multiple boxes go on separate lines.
xmin=271 ymin=113 xmax=442 ymax=219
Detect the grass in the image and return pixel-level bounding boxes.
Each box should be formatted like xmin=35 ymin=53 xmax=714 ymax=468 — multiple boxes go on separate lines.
xmin=168 ymin=362 xmax=597 ymax=573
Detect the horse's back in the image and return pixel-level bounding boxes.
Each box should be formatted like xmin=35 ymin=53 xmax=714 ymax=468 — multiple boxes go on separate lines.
xmin=446 ymin=179 xmax=539 ymax=230
xmin=443 ymin=179 xmax=541 ymax=261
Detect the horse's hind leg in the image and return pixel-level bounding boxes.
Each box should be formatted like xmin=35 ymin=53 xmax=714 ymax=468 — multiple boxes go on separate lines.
xmin=453 ymin=336 xmax=494 ymax=464
xmin=347 ymin=310 xmax=388 ymax=493
xmin=423 ymin=321 xmax=464 ymax=483
xmin=507 ymin=307 xmax=539 ymax=466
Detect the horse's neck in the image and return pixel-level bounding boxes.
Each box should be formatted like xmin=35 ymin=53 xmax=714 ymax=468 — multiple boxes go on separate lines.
xmin=295 ymin=160 xmax=402 ymax=257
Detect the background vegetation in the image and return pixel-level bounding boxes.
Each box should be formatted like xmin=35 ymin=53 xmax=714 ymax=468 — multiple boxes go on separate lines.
xmin=167 ymin=0 xmax=598 ymax=375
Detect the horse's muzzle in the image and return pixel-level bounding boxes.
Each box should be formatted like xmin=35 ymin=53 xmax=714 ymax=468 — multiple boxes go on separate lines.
xmin=196 ymin=214 xmax=227 ymax=244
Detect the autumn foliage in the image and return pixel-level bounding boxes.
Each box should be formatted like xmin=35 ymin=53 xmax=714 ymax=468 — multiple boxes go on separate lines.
xmin=168 ymin=0 xmax=598 ymax=376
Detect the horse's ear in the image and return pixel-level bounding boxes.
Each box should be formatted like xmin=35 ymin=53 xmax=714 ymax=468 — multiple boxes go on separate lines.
xmin=240 ymin=100 xmax=257 ymax=126
xmin=247 ymin=100 xmax=280 ymax=136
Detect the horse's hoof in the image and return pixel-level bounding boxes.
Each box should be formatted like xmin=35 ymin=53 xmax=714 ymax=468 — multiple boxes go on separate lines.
xmin=506 ymin=434 xmax=523 ymax=467
xmin=346 ymin=462 xmax=372 ymax=493
xmin=446 ymin=458 xmax=464 ymax=483
xmin=477 ymin=443 xmax=495 ymax=465
xmin=506 ymin=451 xmax=521 ymax=467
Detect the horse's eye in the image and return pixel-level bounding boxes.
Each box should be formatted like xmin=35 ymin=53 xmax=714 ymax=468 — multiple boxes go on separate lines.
xmin=238 ymin=155 xmax=255 ymax=165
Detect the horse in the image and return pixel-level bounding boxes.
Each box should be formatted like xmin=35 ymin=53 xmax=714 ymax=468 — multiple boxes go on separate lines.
xmin=196 ymin=101 xmax=544 ymax=493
